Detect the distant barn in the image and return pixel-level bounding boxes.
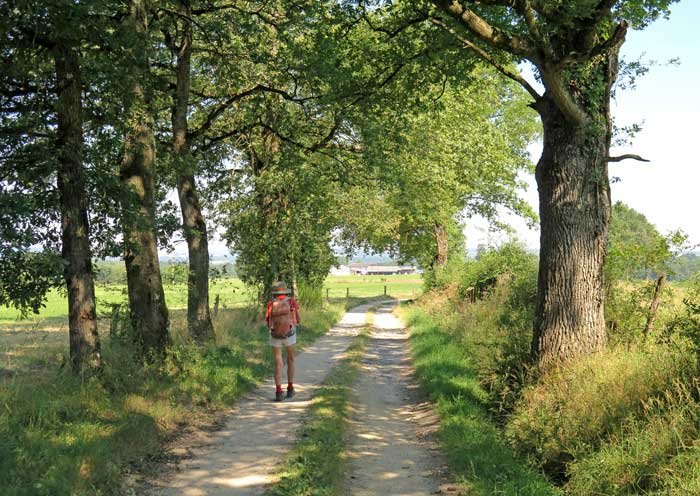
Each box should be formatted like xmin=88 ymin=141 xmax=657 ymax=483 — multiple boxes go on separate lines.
xmin=349 ymin=264 xmax=417 ymax=275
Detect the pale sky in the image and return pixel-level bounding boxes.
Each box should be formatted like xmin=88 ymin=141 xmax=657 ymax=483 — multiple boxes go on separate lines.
xmin=467 ymin=0 xmax=700 ymax=251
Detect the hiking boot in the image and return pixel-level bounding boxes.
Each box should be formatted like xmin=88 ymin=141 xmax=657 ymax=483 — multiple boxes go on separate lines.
xmin=275 ymin=390 xmax=285 ymax=402
xmin=286 ymin=387 xmax=295 ymax=399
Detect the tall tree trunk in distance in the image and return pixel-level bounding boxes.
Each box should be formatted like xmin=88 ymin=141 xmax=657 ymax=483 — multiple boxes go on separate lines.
xmin=172 ymin=0 xmax=214 ymax=342
xmin=644 ymin=274 xmax=667 ymax=340
xmin=120 ymin=0 xmax=170 ymax=355
xmin=54 ymin=44 xmax=102 ymax=372
xmin=433 ymin=222 xmax=448 ymax=268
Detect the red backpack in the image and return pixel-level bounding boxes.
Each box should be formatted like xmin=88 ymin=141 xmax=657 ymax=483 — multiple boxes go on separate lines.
xmin=269 ymin=297 xmax=293 ymax=338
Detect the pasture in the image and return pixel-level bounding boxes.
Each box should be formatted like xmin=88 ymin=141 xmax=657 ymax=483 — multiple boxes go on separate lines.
xmin=0 ymin=274 xmax=423 ymax=372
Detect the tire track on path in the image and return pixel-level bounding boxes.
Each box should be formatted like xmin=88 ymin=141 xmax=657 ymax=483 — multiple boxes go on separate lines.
xmin=146 ymin=301 xmax=381 ymax=496
xmin=344 ymin=303 xmax=451 ymax=496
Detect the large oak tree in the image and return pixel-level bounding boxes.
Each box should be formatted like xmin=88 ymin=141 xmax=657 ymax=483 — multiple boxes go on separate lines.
xmin=364 ymin=0 xmax=678 ymax=367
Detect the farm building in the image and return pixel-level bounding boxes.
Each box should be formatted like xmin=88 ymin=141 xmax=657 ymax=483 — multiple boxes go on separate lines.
xmin=349 ymin=264 xmax=417 ymax=275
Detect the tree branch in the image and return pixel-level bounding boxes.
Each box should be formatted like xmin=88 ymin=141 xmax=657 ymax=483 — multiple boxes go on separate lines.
xmin=537 ymin=67 xmax=590 ymax=124
xmin=359 ymin=8 xmax=428 ymax=38
xmin=589 ymin=20 xmax=628 ymax=60
xmin=431 ymin=0 xmax=538 ymax=60
xmin=514 ymin=0 xmax=555 ymax=60
xmin=605 ymin=154 xmax=650 ymax=163
xmin=430 ymin=17 xmax=541 ymax=102
xmin=188 ymin=84 xmax=313 ymax=140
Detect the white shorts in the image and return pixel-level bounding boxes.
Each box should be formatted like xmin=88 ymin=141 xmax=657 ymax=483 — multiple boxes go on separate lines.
xmin=269 ymin=328 xmax=297 ymax=348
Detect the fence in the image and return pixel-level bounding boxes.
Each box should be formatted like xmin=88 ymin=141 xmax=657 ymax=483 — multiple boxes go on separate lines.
xmin=322 ymin=285 xmax=420 ymax=300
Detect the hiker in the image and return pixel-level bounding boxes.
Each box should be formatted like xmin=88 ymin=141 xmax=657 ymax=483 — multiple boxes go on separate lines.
xmin=265 ymin=281 xmax=301 ymax=402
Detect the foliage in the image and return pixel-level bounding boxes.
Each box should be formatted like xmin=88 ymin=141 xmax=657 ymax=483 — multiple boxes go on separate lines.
xmin=414 ymin=242 xmax=538 ymax=417
xmin=606 ymin=202 xmax=688 ymax=284
xmin=0 ymin=0 xmax=180 ymax=316
xmin=666 ymin=274 xmax=700 ymax=361
xmin=220 ymin=148 xmax=340 ymax=296
xmin=337 ymin=75 xmax=539 ymax=269
xmin=669 ymin=252 xmax=700 ymax=282
xmin=466 ymin=241 xmax=537 ymax=291
xmin=604 ymin=202 xmax=690 ymax=344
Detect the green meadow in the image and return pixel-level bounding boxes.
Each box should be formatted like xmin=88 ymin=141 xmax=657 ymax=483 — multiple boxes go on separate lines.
xmin=0 ymin=275 xmax=422 ymax=326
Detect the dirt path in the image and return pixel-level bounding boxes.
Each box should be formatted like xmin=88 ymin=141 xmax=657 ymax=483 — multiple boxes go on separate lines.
xmin=146 ymin=301 xmax=380 ymax=496
xmin=344 ymin=303 xmax=449 ymax=496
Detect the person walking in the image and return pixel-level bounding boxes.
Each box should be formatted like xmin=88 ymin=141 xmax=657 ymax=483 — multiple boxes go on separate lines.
xmin=265 ymin=281 xmax=301 ymax=402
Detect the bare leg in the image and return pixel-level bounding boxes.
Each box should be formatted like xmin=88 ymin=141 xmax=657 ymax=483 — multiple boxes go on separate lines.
xmin=286 ymin=345 xmax=295 ymax=385
xmin=273 ymin=347 xmax=283 ymax=387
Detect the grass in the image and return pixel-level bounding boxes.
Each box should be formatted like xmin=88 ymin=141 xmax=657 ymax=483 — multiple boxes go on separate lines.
xmin=0 ymin=301 xmax=347 ymax=496
xmin=0 ymin=275 xmax=422 ymax=326
xmin=322 ymin=275 xmax=423 ymax=300
xmin=506 ymin=345 xmax=696 ymax=477
xmin=403 ymin=304 xmax=559 ymax=496
xmin=264 ymin=322 xmax=371 ymax=496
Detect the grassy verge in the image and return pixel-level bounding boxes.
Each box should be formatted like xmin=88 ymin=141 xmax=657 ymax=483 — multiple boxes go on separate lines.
xmin=0 ymin=302 xmax=347 ymax=496
xmin=403 ymin=305 xmax=559 ymax=496
xmin=264 ymin=324 xmax=371 ymax=496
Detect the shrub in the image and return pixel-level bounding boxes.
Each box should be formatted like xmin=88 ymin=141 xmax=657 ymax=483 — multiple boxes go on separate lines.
xmin=666 ymin=274 xmax=700 ymax=360
xmin=418 ymin=242 xmax=539 ymax=417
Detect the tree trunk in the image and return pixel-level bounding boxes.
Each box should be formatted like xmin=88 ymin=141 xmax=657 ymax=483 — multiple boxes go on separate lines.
xmin=434 ymin=222 xmax=448 ymax=268
xmin=120 ymin=0 xmax=170 ymax=355
xmin=54 ymin=44 xmax=102 ymax=373
xmin=644 ymin=274 xmax=666 ymax=340
xmin=531 ymin=97 xmax=611 ymax=368
xmin=172 ymin=0 xmax=214 ymax=342
xmin=177 ymin=175 xmax=214 ymax=341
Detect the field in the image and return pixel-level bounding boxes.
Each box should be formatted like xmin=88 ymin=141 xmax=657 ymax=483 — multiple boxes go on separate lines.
xmin=0 ymin=274 xmax=422 ymax=324
xmin=0 ymin=274 xmax=423 ymax=372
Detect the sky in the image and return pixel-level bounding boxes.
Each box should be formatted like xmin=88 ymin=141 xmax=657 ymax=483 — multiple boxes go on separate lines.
xmin=466 ymin=0 xmax=700 ymax=251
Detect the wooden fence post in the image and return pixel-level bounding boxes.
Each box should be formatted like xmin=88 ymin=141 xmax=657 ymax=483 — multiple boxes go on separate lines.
xmin=213 ymin=294 xmax=220 ymax=317
xmin=326 ymin=288 xmax=330 ymax=300
xmin=346 ymin=287 xmax=349 ymax=298
xmin=384 ymin=285 xmax=387 ymax=296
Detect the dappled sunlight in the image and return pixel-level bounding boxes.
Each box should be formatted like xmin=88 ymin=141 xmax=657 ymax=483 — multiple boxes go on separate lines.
xmin=344 ymin=301 xmax=449 ymax=495
xmin=149 ymin=301 xmax=379 ymax=495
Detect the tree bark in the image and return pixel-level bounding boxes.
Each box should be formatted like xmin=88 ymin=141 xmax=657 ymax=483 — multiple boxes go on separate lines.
xmin=53 ymin=44 xmax=102 ymax=373
xmin=531 ymin=95 xmax=611 ymax=368
xmin=433 ymin=222 xmax=448 ymax=268
xmin=644 ymin=274 xmax=666 ymax=340
xmin=120 ymin=0 xmax=170 ymax=355
xmin=172 ymin=0 xmax=214 ymax=342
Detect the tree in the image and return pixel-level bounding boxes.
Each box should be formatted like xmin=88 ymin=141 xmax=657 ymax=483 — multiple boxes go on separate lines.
xmin=165 ymin=0 xmax=214 ymax=342
xmin=368 ymin=0 xmax=679 ymax=367
xmin=0 ymin=0 xmax=105 ymax=372
xmin=119 ymin=0 xmax=170 ymax=354
xmin=336 ymin=74 xmax=538 ymax=277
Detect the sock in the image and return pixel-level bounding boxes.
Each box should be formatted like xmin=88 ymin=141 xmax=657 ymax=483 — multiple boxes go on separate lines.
xmin=288 ymin=382 xmax=294 ymax=390
xmin=276 ymin=384 xmax=283 ymax=393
